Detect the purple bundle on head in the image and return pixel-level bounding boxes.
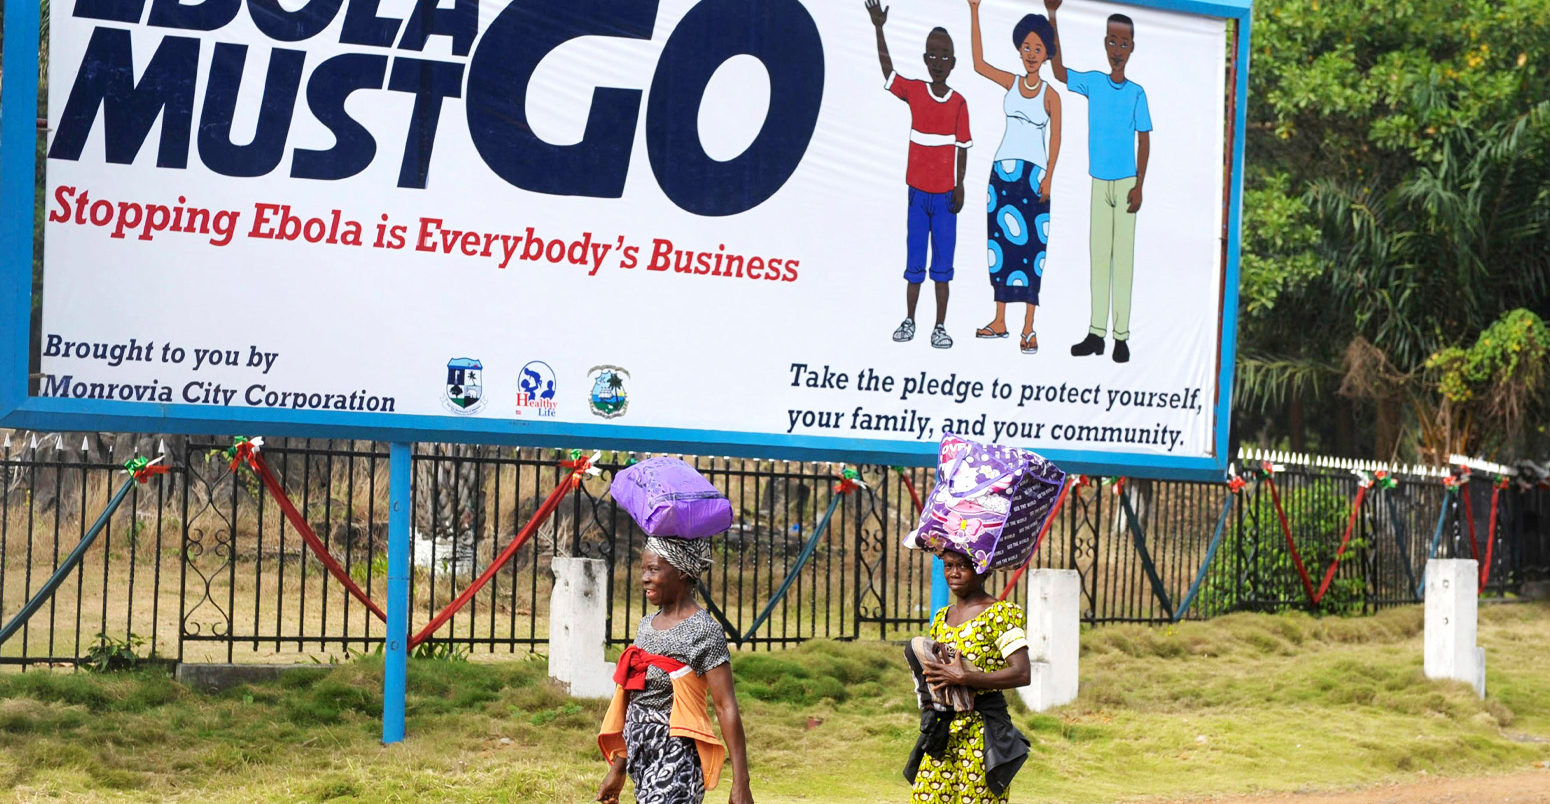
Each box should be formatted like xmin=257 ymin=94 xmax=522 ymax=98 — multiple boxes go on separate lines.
xmin=905 ymin=434 xmax=1066 ymax=574
xmin=609 ymin=457 xmax=733 ymax=540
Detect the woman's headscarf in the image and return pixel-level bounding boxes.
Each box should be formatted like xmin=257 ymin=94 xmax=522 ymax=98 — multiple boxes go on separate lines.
xmin=645 ymin=536 xmax=714 ymax=581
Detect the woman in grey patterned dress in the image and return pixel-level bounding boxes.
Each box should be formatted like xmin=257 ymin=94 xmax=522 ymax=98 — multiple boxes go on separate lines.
xmin=597 ymin=537 xmax=754 ymax=804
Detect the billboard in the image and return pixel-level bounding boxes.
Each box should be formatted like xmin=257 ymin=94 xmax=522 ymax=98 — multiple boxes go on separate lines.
xmin=1 ymin=0 xmax=1251 ymax=478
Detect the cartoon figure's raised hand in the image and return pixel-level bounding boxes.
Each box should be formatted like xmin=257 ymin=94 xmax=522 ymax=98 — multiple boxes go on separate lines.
xmin=865 ymin=0 xmax=888 ymax=27
xmin=1044 ymin=0 xmax=1062 ymax=11
xmin=967 ymin=0 xmax=982 ymax=8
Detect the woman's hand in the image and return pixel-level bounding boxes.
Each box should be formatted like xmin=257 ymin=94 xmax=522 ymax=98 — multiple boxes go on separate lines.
xmin=1038 ymin=174 xmax=1053 ymax=202
xmin=967 ymin=0 xmax=981 ymax=9
xmin=921 ymin=654 xmax=972 ymax=688
xmin=596 ymin=759 xmax=626 ymax=804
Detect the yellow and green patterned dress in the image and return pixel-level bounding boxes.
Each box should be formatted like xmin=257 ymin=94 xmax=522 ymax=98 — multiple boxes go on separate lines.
xmin=910 ymin=599 xmax=1028 ymax=804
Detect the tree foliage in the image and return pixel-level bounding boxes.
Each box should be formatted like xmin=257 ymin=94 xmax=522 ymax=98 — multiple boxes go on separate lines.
xmin=1237 ymin=0 xmax=1550 ymax=460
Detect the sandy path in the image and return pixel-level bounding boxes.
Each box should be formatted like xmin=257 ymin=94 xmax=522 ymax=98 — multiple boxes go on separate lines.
xmin=1160 ymin=765 xmax=1550 ymax=803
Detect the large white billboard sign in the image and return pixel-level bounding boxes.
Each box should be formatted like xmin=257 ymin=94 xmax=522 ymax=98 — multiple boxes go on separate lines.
xmin=4 ymin=0 xmax=1251 ymax=477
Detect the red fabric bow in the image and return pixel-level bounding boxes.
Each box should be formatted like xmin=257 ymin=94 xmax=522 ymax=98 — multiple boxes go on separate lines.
xmin=133 ymin=464 xmax=170 ymax=484
xmin=228 ymin=438 xmax=261 ymax=472
xmin=1227 ymin=475 xmax=1248 ymax=494
xmin=613 ymin=646 xmax=688 ymax=691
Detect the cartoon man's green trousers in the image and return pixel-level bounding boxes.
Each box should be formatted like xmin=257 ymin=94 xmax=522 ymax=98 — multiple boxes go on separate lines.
xmin=1088 ymin=176 xmax=1137 ymax=341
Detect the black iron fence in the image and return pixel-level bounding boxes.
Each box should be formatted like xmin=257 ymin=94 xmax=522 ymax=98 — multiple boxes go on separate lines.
xmin=1 ymin=433 xmax=1546 ymax=667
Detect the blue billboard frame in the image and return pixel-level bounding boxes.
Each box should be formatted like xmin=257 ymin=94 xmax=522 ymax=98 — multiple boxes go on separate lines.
xmin=1 ymin=0 xmax=1252 ymax=482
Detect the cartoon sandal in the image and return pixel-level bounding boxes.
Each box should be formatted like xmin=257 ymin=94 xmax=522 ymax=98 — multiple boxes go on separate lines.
xmin=1020 ymin=331 xmax=1039 ymax=354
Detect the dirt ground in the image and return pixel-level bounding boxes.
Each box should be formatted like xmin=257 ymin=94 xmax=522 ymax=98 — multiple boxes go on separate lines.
xmin=1164 ymin=765 xmax=1550 ymax=803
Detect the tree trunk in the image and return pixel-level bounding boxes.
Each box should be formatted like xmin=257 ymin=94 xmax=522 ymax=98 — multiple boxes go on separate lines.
xmin=1336 ymin=398 xmax=1356 ymax=457
xmin=1375 ymin=399 xmax=1399 ymax=461
xmin=1289 ymin=392 xmax=1305 ymax=453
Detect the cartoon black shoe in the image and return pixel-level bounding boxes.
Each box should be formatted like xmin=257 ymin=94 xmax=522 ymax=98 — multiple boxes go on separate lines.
xmin=1071 ymin=333 xmax=1105 ymax=356
xmin=1113 ymin=339 xmax=1130 ymax=363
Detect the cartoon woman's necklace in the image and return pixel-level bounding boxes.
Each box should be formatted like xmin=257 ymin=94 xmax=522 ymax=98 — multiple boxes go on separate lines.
xmin=1022 ymin=75 xmax=1042 ymax=93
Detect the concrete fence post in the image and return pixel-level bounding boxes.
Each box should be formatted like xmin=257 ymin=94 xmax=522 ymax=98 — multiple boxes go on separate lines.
xmin=549 ymin=557 xmax=617 ymax=699
xmin=1424 ymin=558 xmax=1485 ymax=699
xmin=1017 ymin=568 xmax=1081 ymax=712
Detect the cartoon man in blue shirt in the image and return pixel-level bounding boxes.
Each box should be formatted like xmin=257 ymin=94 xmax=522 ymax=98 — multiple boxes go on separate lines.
xmin=1046 ymin=0 xmax=1151 ymax=363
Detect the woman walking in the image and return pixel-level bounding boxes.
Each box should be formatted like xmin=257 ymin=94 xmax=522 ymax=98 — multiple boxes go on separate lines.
xmin=597 ymin=536 xmax=754 ymax=804
xmin=906 ymin=548 xmax=1031 ymax=803
xmin=968 ymin=0 xmax=1062 ymax=355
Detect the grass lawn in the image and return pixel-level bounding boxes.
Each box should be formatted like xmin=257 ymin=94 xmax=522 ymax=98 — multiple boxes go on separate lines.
xmin=0 ymin=602 xmax=1546 ymax=802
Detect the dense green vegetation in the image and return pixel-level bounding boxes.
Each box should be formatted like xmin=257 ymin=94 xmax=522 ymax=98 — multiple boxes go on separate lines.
xmin=1237 ymin=0 xmax=1550 ymax=460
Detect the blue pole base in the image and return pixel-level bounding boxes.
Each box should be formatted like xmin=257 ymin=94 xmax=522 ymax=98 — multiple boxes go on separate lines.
xmin=931 ymin=556 xmax=949 ymax=614
xmin=383 ymin=442 xmax=411 ymax=744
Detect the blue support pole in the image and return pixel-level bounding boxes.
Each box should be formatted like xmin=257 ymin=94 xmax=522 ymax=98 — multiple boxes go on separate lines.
xmin=931 ymin=557 xmax=948 ymax=613
xmin=383 ymin=442 xmax=411 ymax=744
xmin=0 ymin=0 xmax=43 ymax=415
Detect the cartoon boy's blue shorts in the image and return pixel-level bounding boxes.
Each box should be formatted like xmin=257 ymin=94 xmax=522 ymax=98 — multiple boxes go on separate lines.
xmin=904 ymin=187 xmax=956 ymax=284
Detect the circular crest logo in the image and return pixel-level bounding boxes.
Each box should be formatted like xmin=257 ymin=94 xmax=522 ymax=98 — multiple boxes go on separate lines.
xmin=587 ymin=366 xmax=629 ymax=419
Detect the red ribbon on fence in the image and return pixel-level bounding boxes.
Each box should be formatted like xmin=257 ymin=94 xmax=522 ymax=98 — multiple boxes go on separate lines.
xmin=1481 ymin=479 xmax=1505 ymax=591
xmin=997 ymin=477 xmax=1075 ymax=601
xmin=1313 ymin=483 xmax=1368 ymax=604
xmin=1264 ymin=473 xmax=1379 ymax=608
xmin=408 ymin=452 xmax=596 ymax=648
xmin=1263 ymin=476 xmax=1318 ymax=605
xmin=1460 ymin=478 xmax=1481 ymax=563
xmin=241 ymin=447 xmax=389 ymax=623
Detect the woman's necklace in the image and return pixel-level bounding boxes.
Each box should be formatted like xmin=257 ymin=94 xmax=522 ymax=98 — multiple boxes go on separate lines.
xmin=1022 ymin=75 xmax=1042 ymax=93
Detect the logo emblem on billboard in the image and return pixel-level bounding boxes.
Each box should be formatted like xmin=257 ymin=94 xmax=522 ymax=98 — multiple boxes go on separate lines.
xmin=444 ymin=358 xmax=486 ymax=414
xmin=516 ymin=361 xmax=558 ymax=417
xmin=587 ymin=366 xmax=629 ymax=419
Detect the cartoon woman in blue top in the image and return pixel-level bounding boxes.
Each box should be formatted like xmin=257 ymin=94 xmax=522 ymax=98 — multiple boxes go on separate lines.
xmin=968 ymin=0 xmax=1062 ymax=355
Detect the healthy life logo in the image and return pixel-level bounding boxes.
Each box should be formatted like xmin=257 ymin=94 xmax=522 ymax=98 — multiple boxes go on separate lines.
xmin=515 ymin=361 xmax=557 ymax=417
xmin=587 ymin=366 xmax=629 ymax=419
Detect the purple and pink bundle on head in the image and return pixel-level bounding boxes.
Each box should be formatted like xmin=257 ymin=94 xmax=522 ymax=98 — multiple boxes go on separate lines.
xmin=905 ymin=434 xmax=1067 ymax=574
xmin=609 ymin=457 xmax=733 ymax=539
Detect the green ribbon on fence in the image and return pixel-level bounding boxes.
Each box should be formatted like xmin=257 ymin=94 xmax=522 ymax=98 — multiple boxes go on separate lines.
xmin=737 ymin=491 xmax=846 ymax=644
xmin=0 ymin=475 xmax=139 ymax=647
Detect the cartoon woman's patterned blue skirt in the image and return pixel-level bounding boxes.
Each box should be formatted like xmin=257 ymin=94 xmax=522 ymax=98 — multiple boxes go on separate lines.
xmin=985 ymin=159 xmax=1051 ymax=305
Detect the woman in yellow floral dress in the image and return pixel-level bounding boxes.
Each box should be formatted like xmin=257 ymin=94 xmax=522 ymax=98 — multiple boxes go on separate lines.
xmin=907 ymin=548 xmax=1031 ymax=804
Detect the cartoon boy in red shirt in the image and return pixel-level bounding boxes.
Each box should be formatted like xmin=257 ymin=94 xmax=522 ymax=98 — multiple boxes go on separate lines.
xmin=867 ymin=0 xmax=972 ymax=349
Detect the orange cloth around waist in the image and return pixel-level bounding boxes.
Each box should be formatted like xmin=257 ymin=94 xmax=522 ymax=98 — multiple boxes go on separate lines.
xmin=598 ymin=647 xmax=726 ymax=790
